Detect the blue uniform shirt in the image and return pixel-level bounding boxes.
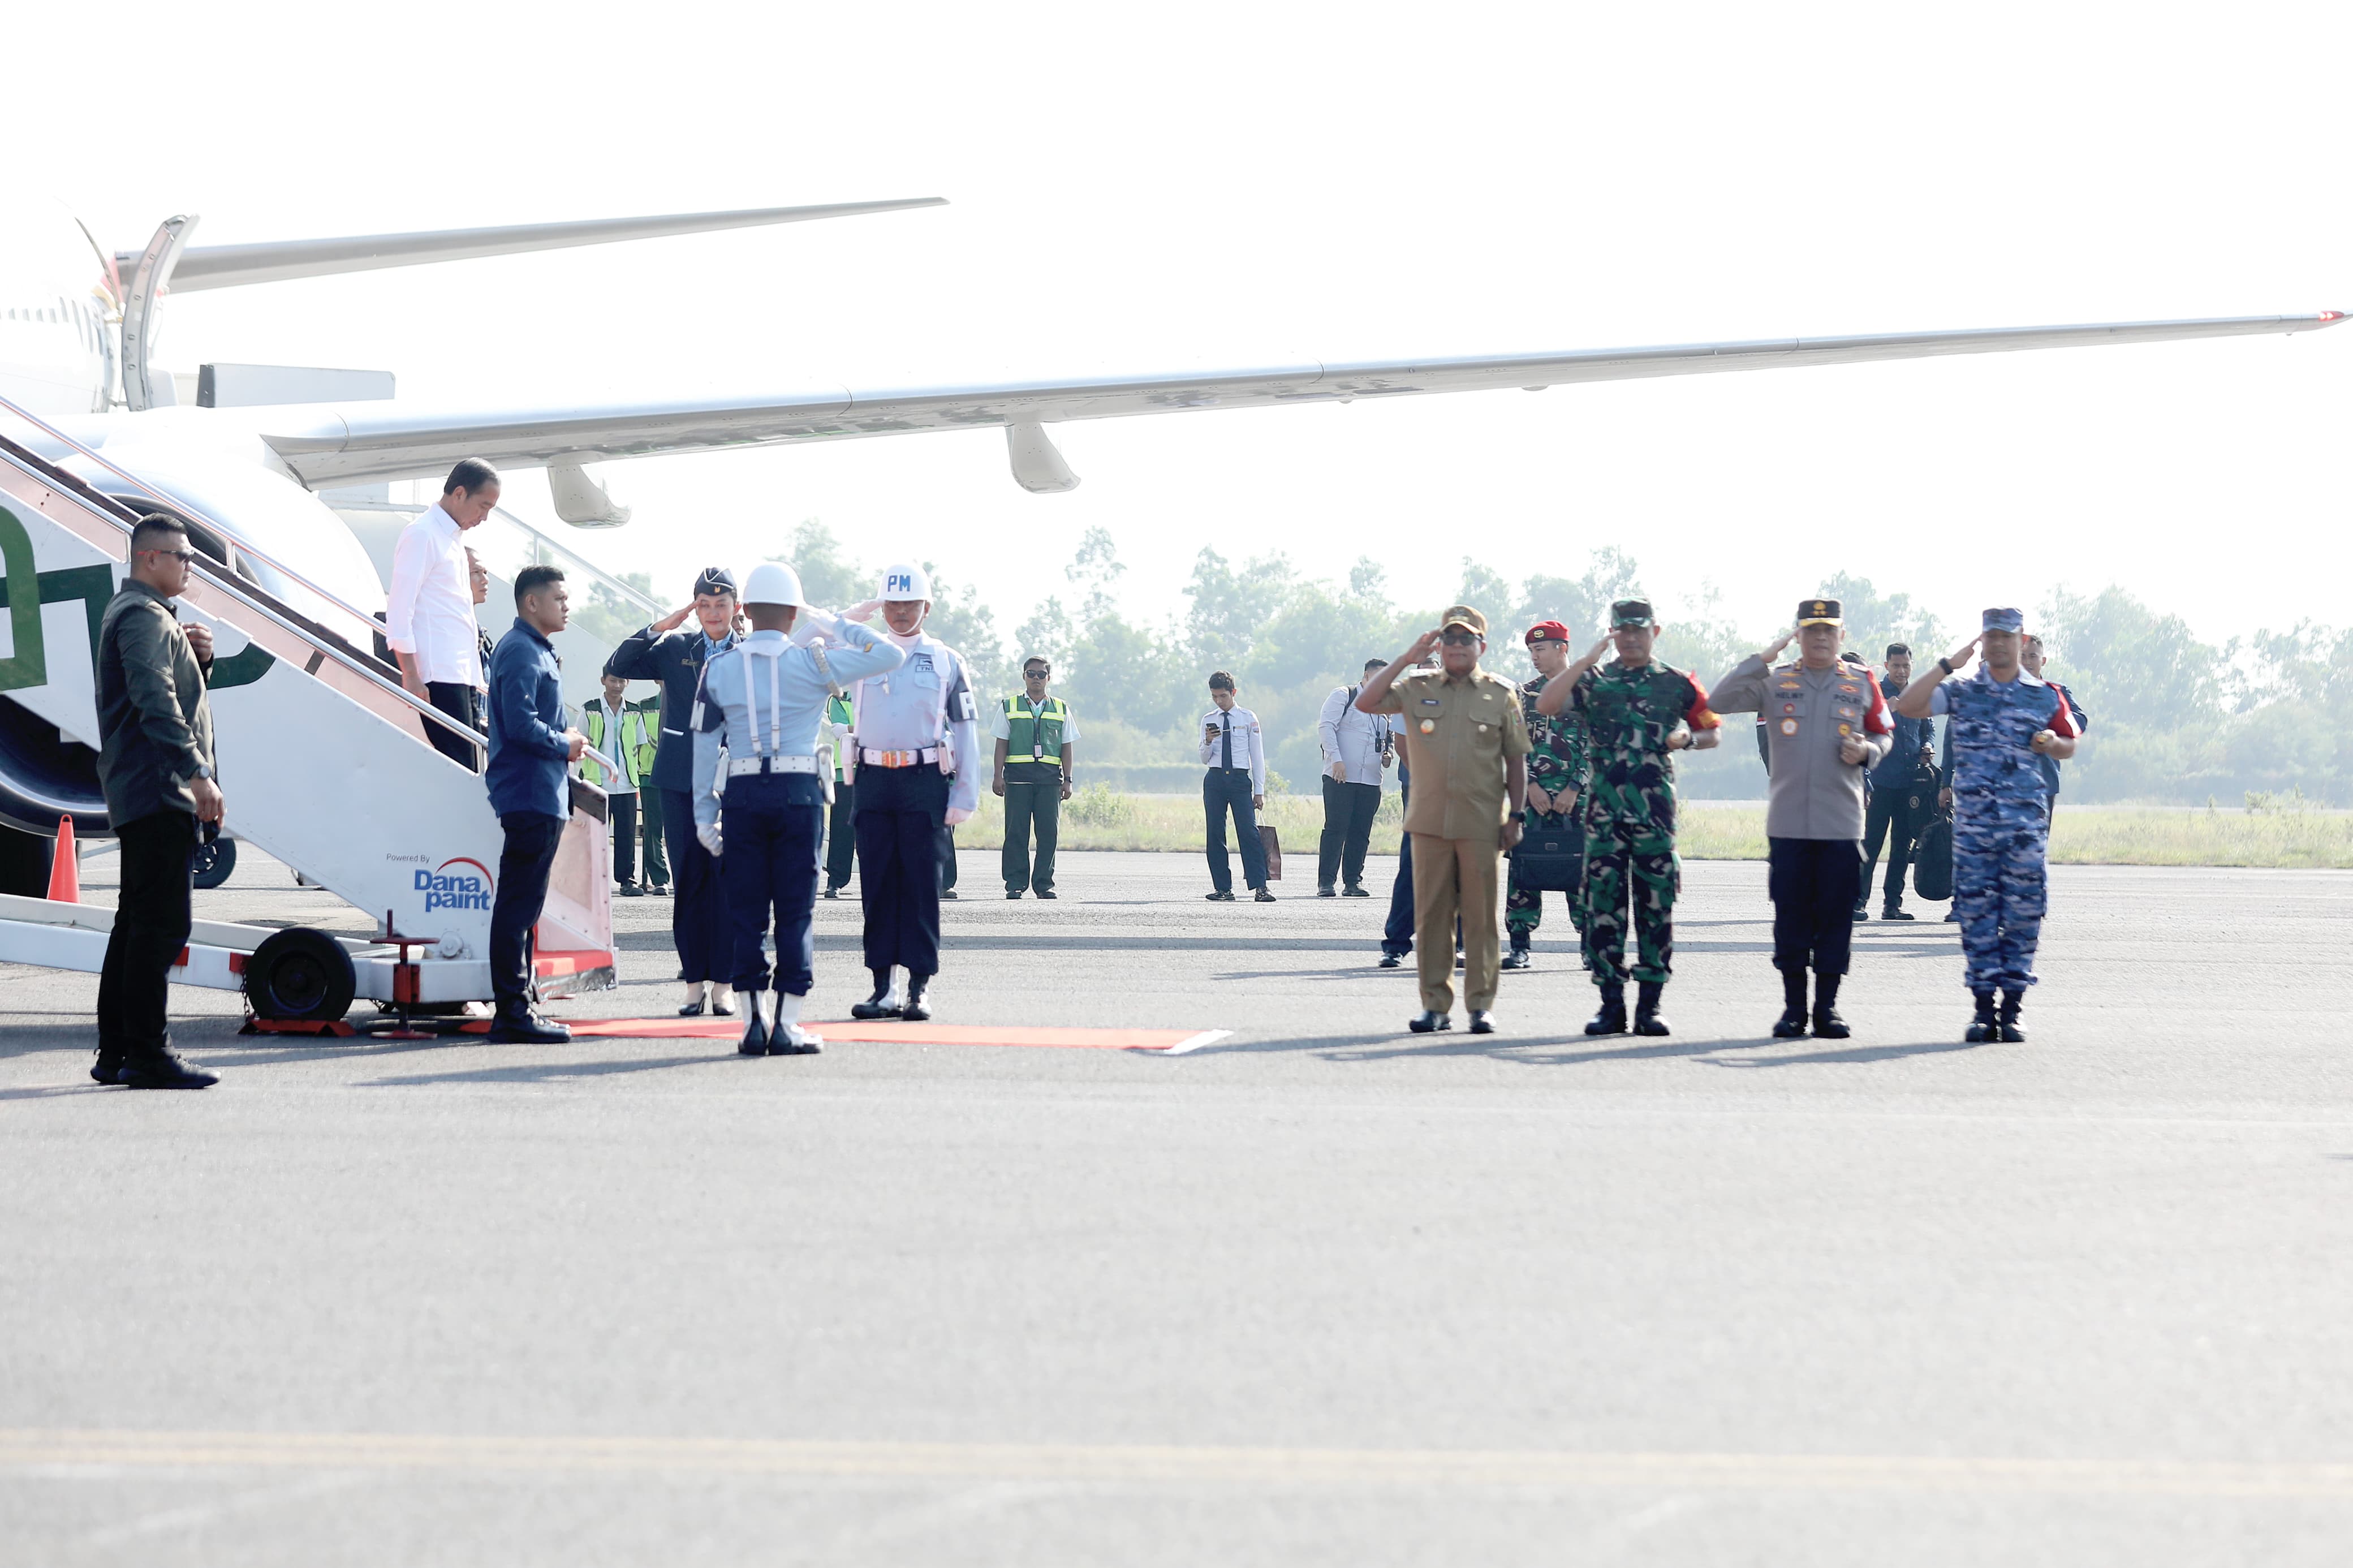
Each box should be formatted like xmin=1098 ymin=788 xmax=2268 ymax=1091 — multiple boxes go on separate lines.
xmin=603 ymin=621 xmax=740 ymax=794
xmin=849 ymin=632 xmax=984 ymax=815
xmin=1930 ymin=667 xmax=2080 ymax=807
xmin=691 ymin=619 xmax=903 ymax=830
xmin=486 ymin=617 xmax=572 ymax=820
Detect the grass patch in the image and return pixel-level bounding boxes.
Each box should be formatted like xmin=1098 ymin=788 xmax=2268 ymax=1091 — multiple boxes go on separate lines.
xmin=949 ymin=791 xmax=2353 ymax=869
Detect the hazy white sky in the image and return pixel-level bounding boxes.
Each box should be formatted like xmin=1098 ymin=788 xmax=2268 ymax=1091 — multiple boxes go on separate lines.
xmin=24 ymin=0 xmax=2347 ymax=652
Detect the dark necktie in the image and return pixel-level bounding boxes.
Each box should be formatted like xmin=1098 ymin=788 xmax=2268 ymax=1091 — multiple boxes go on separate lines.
xmin=1221 ymin=715 xmax=1233 ymax=770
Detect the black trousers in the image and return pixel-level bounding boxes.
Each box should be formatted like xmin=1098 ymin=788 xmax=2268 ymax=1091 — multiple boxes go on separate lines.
xmin=424 ymin=681 xmax=483 ymax=772
xmin=639 ymin=787 xmax=670 ymax=888
xmin=1003 ymin=778 xmax=1061 ymax=893
xmin=825 ymin=779 xmax=857 ymax=889
xmin=1768 ymin=836 xmax=1863 ymax=975
xmin=660 ymin=786 xmax=727 ymax=983
xmin=97 ymin=809 xmax=195 ymax=1059
xmin=1317 ymin=777 xmax=1381 ymax=890
xmin=855 ymin=764 xmax=948 ymax=975
xmin=491 ymin=811 xmax=564 ymax=1021
xmin=1859 ymin=787 xmax=1914 ymax=908
xmin=722 ymin=773 xmax=823 ymax=996
xmin=1203 ymin=769 xmax=1266 ymax=892
xmin=608 ymin=792 xmax=639 ymax=885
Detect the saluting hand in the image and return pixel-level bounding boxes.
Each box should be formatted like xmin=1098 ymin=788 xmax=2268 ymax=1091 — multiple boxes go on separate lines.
xmin=1764 ymin=627 xmax=1798 ymax=661
xmin=654 ymin=602 xmax=697 ymax=634
xmin=1406 ymin=628 xmax=1443 ymax=663
xmin=1584 ymin=634 xmax=1613 ymax=664
xmin=1943 ymin=635 xmax=1981 ymax=672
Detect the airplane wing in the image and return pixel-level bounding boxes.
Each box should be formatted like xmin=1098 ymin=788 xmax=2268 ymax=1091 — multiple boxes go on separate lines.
xmin=136 ymin=199 xmax=946 ymax=293
xmin=257 ymin=311 xmax=2346 ymax=492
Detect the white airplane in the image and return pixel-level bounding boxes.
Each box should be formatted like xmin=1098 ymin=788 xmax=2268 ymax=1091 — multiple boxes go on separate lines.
xmin=0 ymin=194 xmax=2343 ymax=852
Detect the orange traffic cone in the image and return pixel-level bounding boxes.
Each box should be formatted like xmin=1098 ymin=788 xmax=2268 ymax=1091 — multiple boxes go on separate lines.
xmin=47 ymin=815 xmax=79 ymax=903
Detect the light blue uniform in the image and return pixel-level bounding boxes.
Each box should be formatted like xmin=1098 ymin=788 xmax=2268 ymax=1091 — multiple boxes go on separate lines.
xmin=849 ymin=633 xmax=982 ymax=976
xmin=691 ymin=621 xmax=902 ymax=996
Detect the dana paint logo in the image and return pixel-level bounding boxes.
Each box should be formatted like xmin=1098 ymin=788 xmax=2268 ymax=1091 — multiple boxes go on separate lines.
xmin=416 ymin=856 xmax=493 ymax=914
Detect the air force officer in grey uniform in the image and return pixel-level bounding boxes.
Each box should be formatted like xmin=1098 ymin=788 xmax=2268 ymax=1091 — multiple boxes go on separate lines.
xmin=692 ymin=563 xmax=903 ymax=1056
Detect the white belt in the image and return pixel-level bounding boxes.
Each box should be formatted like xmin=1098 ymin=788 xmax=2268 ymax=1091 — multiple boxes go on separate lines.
xmin=726 ymin=753 xmax=821 ymax=777
xmin=859 ymin=746 xmax=939 ymax=768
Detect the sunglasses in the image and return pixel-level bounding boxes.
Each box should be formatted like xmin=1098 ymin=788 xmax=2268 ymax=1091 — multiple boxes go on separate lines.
xmin=1024 ymin=667 xmax=1051 ymax=678
xmin=1438 ymin=630 xmax=1480 ymax=646
xmin=141 ymin=547 xmax=198 ymax=564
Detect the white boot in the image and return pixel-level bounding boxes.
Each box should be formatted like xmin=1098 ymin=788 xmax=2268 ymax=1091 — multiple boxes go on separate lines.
xmin=733 ymin=990 xmax=766 ymax=1054
xmin=880 ymin=967 xmax=906 ymax=1013
xmin=771 ymin=992 xmax=822 ymax=1054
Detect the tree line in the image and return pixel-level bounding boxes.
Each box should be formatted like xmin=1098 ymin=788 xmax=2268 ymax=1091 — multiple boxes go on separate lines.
xmin=609 ymin=520 xmax=2343 ymax=807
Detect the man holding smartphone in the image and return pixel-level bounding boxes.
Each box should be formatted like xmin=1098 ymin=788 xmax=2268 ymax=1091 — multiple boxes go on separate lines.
xmin=92 ymin=514 xmax=225 ymax=1089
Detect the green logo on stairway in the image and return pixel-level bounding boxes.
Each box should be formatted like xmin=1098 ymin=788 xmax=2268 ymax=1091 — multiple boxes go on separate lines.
xmin=0 ymin=503 xmax=48 ymax=693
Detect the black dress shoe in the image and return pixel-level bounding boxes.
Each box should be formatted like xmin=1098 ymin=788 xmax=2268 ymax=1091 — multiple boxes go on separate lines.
xmin=769 ymin=1029 xmax=822 ymax=1056
xmin=1254 ymin=888 xmax=1276 ymax=903
xmin=617 ymin=882 xmax=643 ymax=898
xmin=738 ymin=1013 xmax=770 ymax=1057
xmin=1378 ymin=953 xmax=1403 ymax=969
xmin=92 ymin=1048 xmax=125 ymax=1085
xmin=676 ymin=999 xmax=706 ymax=1017
xmin=710 ymin=992 xmax=736 ymax=1018
xmin=822 ymin=888 xmax=838 ymax=900
xmin=1341 ymin=885 xmax=1371 ymax=898
xmin=1499 ymin=946 xmax=1531 ymax=971
xmin=1036 ymin=890 xmax=1057 ymax=899
xmin=1772 ymin=1007 xmax=1809 ymax=1039
xmin=940 ymin=890 xmax=959 ymax=901
xmin=1407 ymin=1010 xmax=1453 ymax=1033
xmin=1811 ymin=1008 xmax=1851 ymax=1040
xmin=851 ymin=989 xmax=902 ymax=1020
xmin=1317 ymin=886 xmax=1337 ymax=898
xmin=485 ymin=1015 xmax=571 ymax=1044
xmin=1006 ymin=890 xmax=1023 ymax=899
xmin=1881 ymin=907 xmax=1915 ymax=921
xmin=1467 ymin=1010 xmax=1496 ymax=1035
xmin=122 ymin=1051 xmax=217 ymax=1089
xmin=649 ymin=884 xmax=671 ymax=897
xmin=1848 ymin=906 xmax=1868 ymax=923
xmin=1205 ymin=890 xmax=1235 ymax=902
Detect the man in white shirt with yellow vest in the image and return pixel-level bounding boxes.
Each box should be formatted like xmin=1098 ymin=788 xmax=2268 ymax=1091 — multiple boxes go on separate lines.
xmin=1199 ymin=671 xmax=1273 ymax=903
xmin=993 ymin=655 xmax=1078 ymax=899
xmin=579 ymin=672 xmax=654 ymax=895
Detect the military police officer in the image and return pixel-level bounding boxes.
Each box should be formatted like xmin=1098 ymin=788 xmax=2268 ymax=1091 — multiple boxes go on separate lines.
xmin=1535 ymin=598 xmax=1721 ymax=1037
xmin=606 ymin=566 xmax=742 ymax=1016
xmin=1503 ymin=620 xmax=1591 ymax=971
xmin=1895 ymin=608 xmax=2080 ymax=1042
xmin=842 ymin=563 xmax=982 ymax=1020
xmin=692 ymin=564 xmax=903 ymax=1056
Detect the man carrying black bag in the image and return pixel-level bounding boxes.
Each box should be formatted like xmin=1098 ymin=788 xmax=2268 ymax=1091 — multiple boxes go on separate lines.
xmin=1503 ymin=621 xmax=1591 ymax=971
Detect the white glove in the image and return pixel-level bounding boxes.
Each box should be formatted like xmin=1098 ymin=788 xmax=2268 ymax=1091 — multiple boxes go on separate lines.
xmin=945 ymin=805 xmax=975 ymax=827
xmin=843 ymin=599 xmax=883 ymax=623
xmin=792 ymin=605 xmax=841 ymax=644
xmin=696 ymin=823 xmax=724 ymax=858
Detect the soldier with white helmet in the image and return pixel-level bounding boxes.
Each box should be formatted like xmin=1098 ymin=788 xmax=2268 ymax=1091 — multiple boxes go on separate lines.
xmin=691 ymin=562 xmax=903 ymax=1056
xmin=841 ymin=562 xmax=982 ymax=1021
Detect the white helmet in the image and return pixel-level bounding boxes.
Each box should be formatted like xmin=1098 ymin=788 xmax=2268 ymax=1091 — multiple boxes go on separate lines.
xmin=742 ymin=561 xmax=807 ymax=609
xmin=877 ymin=562 xmax=933 ymax=602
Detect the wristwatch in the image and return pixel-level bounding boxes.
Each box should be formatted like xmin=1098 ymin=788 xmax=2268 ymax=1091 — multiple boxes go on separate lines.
xmin=189 ymin=765 xmax=214 ymax=782
xmin=1936 ymin=657 xmax=1954 ymax=676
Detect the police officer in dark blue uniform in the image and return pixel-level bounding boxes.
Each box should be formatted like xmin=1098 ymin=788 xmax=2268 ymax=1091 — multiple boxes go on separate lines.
xmin=605 ymin=566 xmax=742 ymax=1016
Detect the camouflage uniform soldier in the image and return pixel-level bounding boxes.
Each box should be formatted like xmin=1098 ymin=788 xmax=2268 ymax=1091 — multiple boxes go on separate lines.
xmin=1894 ymin=607 xmax=2080 ymax=1043
xmin=1536 ymin=598 xmax=1721 ymax=1036
xmin=1502 ymin=620 xmax=1591 ymax=971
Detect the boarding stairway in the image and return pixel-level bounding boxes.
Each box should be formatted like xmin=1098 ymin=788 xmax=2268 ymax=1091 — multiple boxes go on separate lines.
xmin=0 ymin=417 xmax=613 ymax=1022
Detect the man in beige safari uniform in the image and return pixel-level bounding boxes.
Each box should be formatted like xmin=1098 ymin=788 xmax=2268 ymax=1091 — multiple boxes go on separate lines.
xmin=1357 ymin=605 xmax=1529 ymax=1036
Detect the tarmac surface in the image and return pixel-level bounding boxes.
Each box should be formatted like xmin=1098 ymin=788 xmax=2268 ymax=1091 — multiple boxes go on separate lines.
xmin=4 ymin=846 xmax=2351 ymax=1566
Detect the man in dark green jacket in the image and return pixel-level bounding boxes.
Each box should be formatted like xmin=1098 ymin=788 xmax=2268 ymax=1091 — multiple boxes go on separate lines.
xmin=93 ymin=515 xmax=225 ymax=1089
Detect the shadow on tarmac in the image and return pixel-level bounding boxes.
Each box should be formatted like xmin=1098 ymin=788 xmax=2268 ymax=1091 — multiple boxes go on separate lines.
xmin=1196 ymin=1028 xmax=1993 ymax=1069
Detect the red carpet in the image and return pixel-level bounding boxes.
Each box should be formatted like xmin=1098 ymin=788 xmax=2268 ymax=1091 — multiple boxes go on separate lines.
xmin=455 ymin=1017 xmax=1227 ymax=1053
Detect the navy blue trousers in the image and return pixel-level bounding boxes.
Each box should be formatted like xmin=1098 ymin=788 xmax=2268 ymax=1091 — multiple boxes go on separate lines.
xmin=854 ymin=764 xmax=948 ymax=975
xmin=1203 ymin=769 xmax=1267 ymax=892
xmin=721 ymin=773 xmax=824 ymax=996
xmin=660 ymin=785 xmax=727 ymax=983
xmin=491 ymin=811 xmax=563 ymax=1022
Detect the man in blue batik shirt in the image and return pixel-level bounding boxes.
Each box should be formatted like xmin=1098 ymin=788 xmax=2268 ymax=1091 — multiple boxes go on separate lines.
xmin=692 ymin=563 xmax=903 ymax=1056
xmin=485 ymin=565 xmax=590 ymax=1044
